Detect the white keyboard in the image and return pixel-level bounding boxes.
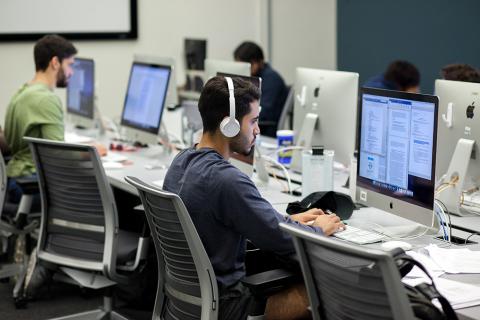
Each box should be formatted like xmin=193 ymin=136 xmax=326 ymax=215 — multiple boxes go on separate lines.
xmin=334 ymin=225 xmax=386 ymax=245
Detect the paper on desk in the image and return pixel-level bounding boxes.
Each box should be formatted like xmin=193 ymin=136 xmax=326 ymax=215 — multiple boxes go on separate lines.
xmin=402 ymin=277 xmax=480 ymax=310
xmin=102 ymin=153 xmax=128 ymax=162
xmin=405 ymin=251 xmax=445 ymax=279
xmin=426 ymin=244 xmax=480 ymax=274
xmin=64 ymin=132 xmax=93 ymax=143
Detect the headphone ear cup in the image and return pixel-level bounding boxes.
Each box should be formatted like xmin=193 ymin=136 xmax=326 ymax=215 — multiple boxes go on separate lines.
xmin=220 ymin=117 xmax=240 ymax=138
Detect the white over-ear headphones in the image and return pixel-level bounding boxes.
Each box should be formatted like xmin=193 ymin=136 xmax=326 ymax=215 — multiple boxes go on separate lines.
xmin=219 ymin=77 xmax=240 ymax=138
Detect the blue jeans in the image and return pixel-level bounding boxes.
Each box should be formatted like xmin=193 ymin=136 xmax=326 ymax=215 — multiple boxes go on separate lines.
xmin=7 ymin=174 xmax=40 ymax=211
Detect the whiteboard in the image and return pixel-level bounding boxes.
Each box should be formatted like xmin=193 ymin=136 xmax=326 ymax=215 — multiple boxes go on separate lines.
xmin=0 ymin=0 xmax=137 ymax=40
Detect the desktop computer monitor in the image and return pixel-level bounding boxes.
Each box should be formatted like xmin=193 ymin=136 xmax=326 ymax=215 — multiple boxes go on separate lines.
xmin=204 ymin=59 xmax=251 ymax=81
xmin=185 ymin=38 xmax=207 ymax=71
xmin=134 ymin=54 xmax=178 ymax=109
xmin=356 ymin=87 xmax=439 ymax=227
xmin=66 ymin=57 xmax=95 ymax=128
xmin=292 ymin=67 xmax=359 ymax=169
xmin=120 ymin=61 xmax=171 ymax=145
xmin=185 ymin=39 xmax=207 ymax=92
xmin=434 ymin=79 xmax=480 ymax=215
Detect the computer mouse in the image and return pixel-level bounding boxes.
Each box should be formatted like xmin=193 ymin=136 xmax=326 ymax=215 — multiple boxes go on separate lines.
xmin=380 ymin=241 xmax=412 ymax=251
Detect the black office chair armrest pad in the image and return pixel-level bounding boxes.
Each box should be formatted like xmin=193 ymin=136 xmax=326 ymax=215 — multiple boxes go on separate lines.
xmin=14 ymin=177 xmax=39 ymax=194
xmin=241 ymin=269 xmax=297 ymax=295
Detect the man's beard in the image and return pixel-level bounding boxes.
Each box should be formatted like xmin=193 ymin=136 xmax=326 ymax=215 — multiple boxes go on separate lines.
xmin=229 ymin=133 xmax=254 ymax=156
xmin=56 ymin=66 xmax=68 ymax=88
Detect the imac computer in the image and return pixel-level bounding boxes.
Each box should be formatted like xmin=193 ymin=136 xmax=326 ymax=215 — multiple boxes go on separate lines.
xmin=356 ymin=87 xmax=439 ymax=228
xmin=134 ymin=54 xmax=178 ymax=109
xmin=185 ymin=38 xmax=207 ymax=92
xmin=120 ymin=61 xmax=171 ymax=145
xmin=291 ymin=67 xmax=359 ymax=172
xmin=66 ymin=57 xmax=95 ymax=129
xmin=434 ymin=79 xmax=480 ymax=215
xmin=204 ymin=59 xmax=251 ymax=81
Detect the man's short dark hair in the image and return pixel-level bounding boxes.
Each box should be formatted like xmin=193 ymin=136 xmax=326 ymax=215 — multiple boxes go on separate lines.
xmin=34 ymin=35 xmax=77 ymax=71
xmin=441 ymin=63 xmax=480 ymax=83
xmin=233 ymin=41 xmax=264 ymax=63
xmin=198 ymin=76 xmax=260 ymax=134
xmin=384 ymin=60 xmax=420 ymax=90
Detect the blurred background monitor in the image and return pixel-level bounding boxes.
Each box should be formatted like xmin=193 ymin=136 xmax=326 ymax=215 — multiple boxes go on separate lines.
xmin=184 ymin=38 xmax=207 ymax=71
xmin=292 ymin=67 xmax=359 ymax=169
xmin=356 ymin=87 xmax=438 ymax=228
xmin=66 ymin=57 xmax=95 ymax=129
xmin=435 ymin=79 xmax=480 ymax=184
xmin=134 ymin=54 xmax=178 ymax=109
xmin=184 ymin=38 xmax=207 ymax=92
xmin=120 ymin=61 xmax=171 ymax=145
xmin=205 ymin=59 xmax=251 ymax=82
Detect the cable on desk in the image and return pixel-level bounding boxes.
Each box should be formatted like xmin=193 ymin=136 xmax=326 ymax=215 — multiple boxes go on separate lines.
xmin=465 ymin=232 xmax=480 ymax=245
xmin=261 ymin=155 xmax=293 ymax=194
xmin=434 ymin=199 xmax=452 ymax=243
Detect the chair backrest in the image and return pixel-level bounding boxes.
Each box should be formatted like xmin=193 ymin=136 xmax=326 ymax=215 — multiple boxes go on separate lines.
xmin=125 ymin=176 xmax=218 ymax=320
xmin=277 ymin=86 xmax=294 ymax=131
xmin=25 ymin=137 xmax=120 ymax=278
xmin=280 ymin=223 xmax=415 ymax=320
xmin=0 ymin=151 xmax=7 ymax=215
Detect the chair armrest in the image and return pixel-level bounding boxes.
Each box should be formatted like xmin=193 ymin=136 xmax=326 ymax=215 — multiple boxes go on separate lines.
xmin=241 ymin=268 xmax=298 ymax=297
xmin=15 ymin=177 xmax=39 ymax=195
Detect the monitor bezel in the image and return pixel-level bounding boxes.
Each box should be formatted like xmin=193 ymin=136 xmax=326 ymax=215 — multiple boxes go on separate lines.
xmin=356 ymin=87 xmax=439 ymax=211
xmin=66 ymin=57 xmax=95 ymax=120
xmin=120 ymin=61 xmax=172 ymax=135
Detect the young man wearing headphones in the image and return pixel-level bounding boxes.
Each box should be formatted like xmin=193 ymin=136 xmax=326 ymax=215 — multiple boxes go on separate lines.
xmin=163 ymin=76 xmax=343 ymax=320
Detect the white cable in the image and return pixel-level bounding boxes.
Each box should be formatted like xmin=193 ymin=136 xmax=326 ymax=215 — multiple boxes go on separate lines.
xmin=261 ymin=154 xmax=293 ymax=194
xmin=434 ymin=200 xmax=450 ymax=242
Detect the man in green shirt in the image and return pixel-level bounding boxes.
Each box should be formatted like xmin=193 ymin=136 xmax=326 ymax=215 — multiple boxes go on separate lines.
xmin=4 ymin=34 xmax=77 ymax=202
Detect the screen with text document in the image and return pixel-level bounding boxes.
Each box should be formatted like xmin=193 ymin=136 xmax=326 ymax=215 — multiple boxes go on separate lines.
xmin=358 ymin=93 xmax=436 ymax=209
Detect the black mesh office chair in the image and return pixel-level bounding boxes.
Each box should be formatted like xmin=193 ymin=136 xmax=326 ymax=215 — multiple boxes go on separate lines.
xmin=280 ymin=223 xmax=416 ymax=320
xmin=125 ymin=176 xmax=295 ymax=320
xmin=26 ymin=138 xmax=149 ymax=319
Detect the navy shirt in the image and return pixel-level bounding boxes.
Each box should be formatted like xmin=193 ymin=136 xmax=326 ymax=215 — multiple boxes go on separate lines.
xmin=258 ymin=63 xmax=289 ymax=137
xmin=363 ymin=74 xmax=397 ymax=90
xmin=163 ymin=147 xmax=322 ymax=289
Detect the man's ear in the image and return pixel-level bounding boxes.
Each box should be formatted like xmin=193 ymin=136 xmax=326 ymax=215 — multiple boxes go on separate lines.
xmin=50 ymin=56 xmax=60 ymax=71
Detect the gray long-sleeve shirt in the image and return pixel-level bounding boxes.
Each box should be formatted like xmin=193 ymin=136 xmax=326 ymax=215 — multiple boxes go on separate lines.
xmin=163 ymin=147 xmax=323 ymax=289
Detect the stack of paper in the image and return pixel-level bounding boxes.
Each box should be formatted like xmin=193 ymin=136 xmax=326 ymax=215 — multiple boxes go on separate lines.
xmin=425 ymin=244 xmax=480 ymax=274
xmin=403 ymin=277 xmax=480 ymax=310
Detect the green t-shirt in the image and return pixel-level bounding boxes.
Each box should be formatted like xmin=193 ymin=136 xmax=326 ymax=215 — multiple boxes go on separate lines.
xmin=4 ymin=83 xmax=64 ymax=177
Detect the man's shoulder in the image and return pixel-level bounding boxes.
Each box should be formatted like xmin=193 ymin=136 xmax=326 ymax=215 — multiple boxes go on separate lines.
xmin=13 ymin=84 xmax=61 ymax=111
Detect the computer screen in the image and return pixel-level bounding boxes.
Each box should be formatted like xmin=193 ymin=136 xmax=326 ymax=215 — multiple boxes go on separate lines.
xmin=204 ymin=59 xmax=250 ymax=81
xmin=292 ymin=67 xmax=359 ymax=169
xmin=434 ymin=79 xmax=480 ymax=215
xmin=120 ymin=62 xmax=171 ymax=141
xmin=356 ymin=87 xmax=438 ymax=226
xmin=185 ymin=38 xmax=207 ymax=71
xmin=67 ymin=58 xmax=94 ymax=119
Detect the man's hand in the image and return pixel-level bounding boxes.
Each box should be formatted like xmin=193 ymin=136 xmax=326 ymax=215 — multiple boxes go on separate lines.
xmin=312 ymin=214 xmax=345 ymax=236
xmin=290 ymin=208 xmax=325 ymax=225
xmin=90 ymin=142 xmax=107 ymax=157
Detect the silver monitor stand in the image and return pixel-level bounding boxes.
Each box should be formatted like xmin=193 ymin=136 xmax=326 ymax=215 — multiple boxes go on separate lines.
xmin=290 ymin=113 xmax=318 ymax=172
xmin=436 ymin=138 xmax=475 ymax=216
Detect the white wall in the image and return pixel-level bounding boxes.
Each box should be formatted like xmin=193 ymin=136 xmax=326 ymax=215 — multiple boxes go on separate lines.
xmin=0 ymin=0 xmax=264 ymax=123
xmin=270 ymin=0 xmax=337 ymax=84
xmin=0 ymin=0 xmax=337 ymax=124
